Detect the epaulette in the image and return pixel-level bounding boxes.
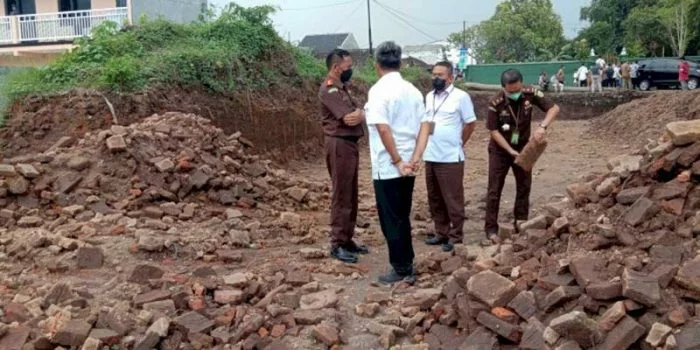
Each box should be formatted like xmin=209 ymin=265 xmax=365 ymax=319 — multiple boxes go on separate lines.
xmin=489 ymin=96 xmax=502 ymax=112
xmin=522 ymin=86 xmax=536 ymax=94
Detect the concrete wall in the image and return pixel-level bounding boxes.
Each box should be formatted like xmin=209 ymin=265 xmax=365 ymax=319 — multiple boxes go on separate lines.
xmin=91 ymin=0 xmax=117 ymax=9
xmin=131 ymin=0 xmax=205 ymax=23
xmin=36 ymin=0 xmax=59 ymax=13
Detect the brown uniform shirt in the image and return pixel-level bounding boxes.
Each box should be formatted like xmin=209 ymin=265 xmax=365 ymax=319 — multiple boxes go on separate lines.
xmin=318 ymin=76 xmax=364 ymax=139
xmin=486 ymin=86 xmax=555 ymax=154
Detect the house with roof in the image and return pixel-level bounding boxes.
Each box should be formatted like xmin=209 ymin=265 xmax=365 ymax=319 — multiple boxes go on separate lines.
xmin=298 ymin=33 xmax=359 ymax=55
xmin=0 ymin=0 xmax=206 ymax=55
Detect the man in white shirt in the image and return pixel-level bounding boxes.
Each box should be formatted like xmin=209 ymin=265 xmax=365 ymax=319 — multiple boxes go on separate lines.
xmin=364 ymin=41 xmax=424 ymax=285
xmin=596 ymin=56 xmax=606 ymax=71
xmin=631 ymin=61 xmax=640 ymax=89
xmin=410 ymin=61 xmax=476 ymax=252
xmin=576 ymin=63 xmax=588 ymax=87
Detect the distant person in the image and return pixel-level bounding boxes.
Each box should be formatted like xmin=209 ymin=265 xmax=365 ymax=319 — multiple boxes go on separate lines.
xmin=590 ymin=63 xmax=603 ymax=93
xmin=631 ymin=61 xmax=640 ymax=89
xmin=550 ymin=73 xmax=563 ymax=93
xmin=605 ymin=64 xmax=615 ymax=87
xmin=575 ymin=63 xmax=589 ymax=87
xmin=410 ymin=61 xmax=477 ymax=253
xmin=364 ymin=41 xmax=424 ymax=285
xmin=556 ymin=65 xmax=565 ymax=87
xmin=613 ymin=63 xmax=622 ymax=88
xmin=596 ymin=56 xmax=606 ymax=71
xmin=621 ymin=61 xmax=632 ymax=90
xmin=679 ymin=56 xmax=690 ymax=90
xmin=538 ymin=71 xmax=549 ymax=91
xmin=318 ymin=49 xmax=368 ymax=264
xmin=484 ymin=69 xmax=560 ymax=244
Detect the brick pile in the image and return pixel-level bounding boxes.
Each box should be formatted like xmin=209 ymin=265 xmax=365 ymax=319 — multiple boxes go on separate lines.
xmin=368 ymin=119 xmax=700 ymax=349
xmin=0 ymin=112 xmax=325 ymax=230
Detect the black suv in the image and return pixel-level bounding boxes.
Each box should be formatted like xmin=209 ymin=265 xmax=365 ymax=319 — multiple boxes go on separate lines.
xmin=636 ymin=58 xmax=699 ymax=90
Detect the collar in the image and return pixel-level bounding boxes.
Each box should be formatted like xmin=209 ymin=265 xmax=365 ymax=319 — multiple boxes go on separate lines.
xmin=434 ymin=84 xmax=454 ymax=97
xmin=378 ymin=71 xmax=401 ymax=82
xmin=325 ymin=75 xmax=344 ymax=89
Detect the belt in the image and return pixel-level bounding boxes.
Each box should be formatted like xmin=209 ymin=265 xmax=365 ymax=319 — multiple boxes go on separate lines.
xmin=328 ymin=135 xmax=360 ymax=143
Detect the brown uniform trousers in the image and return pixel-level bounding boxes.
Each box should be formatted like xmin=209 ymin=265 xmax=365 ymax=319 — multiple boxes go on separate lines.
xmin=485 ymin=150 xmax=531 ymax=234
xmin=425 ymin=161 xmax=465 ymax=243
xmin=484 ymin=87 xmax=555 ymax=235
xmin=318 ymin=75 xmax=364 ymax=248
xmin=325 ymin=136 xmax=359 ymax=247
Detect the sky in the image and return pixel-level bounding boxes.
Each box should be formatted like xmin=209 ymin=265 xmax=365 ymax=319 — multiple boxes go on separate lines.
xmin=210 ymin=0 xmax=591 ymax=47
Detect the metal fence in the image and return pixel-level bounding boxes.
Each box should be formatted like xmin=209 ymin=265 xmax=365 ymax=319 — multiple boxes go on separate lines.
xmin=0 ymin=7 xmax=128 ymax=44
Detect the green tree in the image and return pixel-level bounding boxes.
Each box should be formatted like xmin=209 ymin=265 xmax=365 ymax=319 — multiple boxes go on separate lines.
xmin=579 ymin=0 xmax=659 ymax=55
xmin=658 ymin=0 xmax=696 ymax=56
xmin=623 ymin=5 xmax=666 ymax=56
xmin=447 ymin=0 xmax=564 ymax=63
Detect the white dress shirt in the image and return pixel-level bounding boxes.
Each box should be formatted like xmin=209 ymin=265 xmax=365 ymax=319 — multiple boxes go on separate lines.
xmin=365 ymin=71 xmax=424 ymax=180
xmin=421 ymin=85 xmax=476 ymax=163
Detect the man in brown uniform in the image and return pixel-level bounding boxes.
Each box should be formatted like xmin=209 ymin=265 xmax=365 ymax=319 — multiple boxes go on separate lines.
xmin=318 ymin=49 xmax=369 ymax=263
xmin=484 ymin=69 xmax=560 ymax=244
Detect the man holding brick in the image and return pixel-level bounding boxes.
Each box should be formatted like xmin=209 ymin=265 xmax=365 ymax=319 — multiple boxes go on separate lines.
xmin=484 ymin=69 xmax=560 ymax=244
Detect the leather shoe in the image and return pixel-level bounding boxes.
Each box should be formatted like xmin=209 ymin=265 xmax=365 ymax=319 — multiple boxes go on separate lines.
xmin=378 ymin=269 xmax=416 ymax=285
xmin=425 ymin=235 xmax=448 ymax=246
xmin=344 ymin=241 xmax=369 ymax=255
xmin=330 ymin=246 xmax=358 ymax=264
xmin=442 ymin=242 xmax=454 ymax=252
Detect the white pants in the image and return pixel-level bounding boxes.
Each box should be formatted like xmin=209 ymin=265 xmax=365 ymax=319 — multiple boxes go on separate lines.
xmin=590 ymin=76 xmax=603 ymax=92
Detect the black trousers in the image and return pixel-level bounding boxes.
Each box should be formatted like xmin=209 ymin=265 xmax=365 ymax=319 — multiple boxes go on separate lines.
xmin=373 ymin=176 xmax=415 ymax=275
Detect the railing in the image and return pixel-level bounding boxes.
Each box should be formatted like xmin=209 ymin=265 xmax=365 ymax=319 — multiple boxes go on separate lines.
xmin=0 ymin=7 xmax=128 ymax=45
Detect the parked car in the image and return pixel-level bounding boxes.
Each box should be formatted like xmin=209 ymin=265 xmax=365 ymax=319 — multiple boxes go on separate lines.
xmin=636 ymin=58 xmax=700 ymax=90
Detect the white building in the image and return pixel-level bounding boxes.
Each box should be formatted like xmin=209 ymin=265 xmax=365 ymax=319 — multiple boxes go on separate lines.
xmin=402 ymin=40 xmax=477 ymax=68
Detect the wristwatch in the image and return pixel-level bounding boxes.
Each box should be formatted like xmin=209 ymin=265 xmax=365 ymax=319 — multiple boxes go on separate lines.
xmin=538 ymin=123 xmax=548 ymax=130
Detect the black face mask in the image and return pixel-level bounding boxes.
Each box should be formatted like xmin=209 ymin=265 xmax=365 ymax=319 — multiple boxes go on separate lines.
xmin=432 ymin=77 xmax=447 ymax=91
xmin=340 ymin=68 xmax=353 ymax=83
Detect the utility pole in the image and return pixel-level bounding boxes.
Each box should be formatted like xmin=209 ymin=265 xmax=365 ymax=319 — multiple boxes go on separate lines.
xmin=462 ymin=20 xmax=466 ymax=49
xmin=367 ymin=0 xmax=373 ymax=55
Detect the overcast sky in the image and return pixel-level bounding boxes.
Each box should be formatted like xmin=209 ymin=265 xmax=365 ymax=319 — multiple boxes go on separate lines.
xmin=211 ymin=0 xmax=591 ymax=46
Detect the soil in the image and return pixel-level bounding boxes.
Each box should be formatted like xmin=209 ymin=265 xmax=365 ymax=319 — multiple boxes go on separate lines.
xmin=588 ymin=89 xmax=700 ymax=147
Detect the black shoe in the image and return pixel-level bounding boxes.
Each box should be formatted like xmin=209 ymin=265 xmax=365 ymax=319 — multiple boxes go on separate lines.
xmin=378 ymin=269 xmax=416 ymax=285
xmin=442 ymin=242 xmax=455 ymax=252
xmin=425 ymin=235 xmax=448 ymax=246
xmin=344 ymin=241 xmax=369 ymax=255
xmin=330 ymin=246 xmax=358 ymax=264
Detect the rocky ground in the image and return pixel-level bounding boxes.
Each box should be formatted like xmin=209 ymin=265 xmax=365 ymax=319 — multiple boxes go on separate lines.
xmin=1 ymin=106 xmax=700 ymax=350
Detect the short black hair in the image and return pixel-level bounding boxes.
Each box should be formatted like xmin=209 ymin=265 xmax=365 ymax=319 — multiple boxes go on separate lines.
xmin=500 ymin=69 xmax=523 ymax=87
xmin=326 ymin=49 xmax=351 ymax=70
xmin=433 ymin=61 xmax=453 ymax=75
xmin=375 ymin=41 xmax=402 ymax=70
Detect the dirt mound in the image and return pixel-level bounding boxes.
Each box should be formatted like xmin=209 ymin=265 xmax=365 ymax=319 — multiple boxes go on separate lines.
xmin=589 ymin=90 xmax=700 ymax=146
xmin=0 ymin=112 xmax=327 ymax=229
xmin=0 ymin=81 xmax=343 ymax=159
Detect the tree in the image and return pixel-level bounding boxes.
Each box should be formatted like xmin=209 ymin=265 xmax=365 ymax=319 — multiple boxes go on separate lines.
xmin=623 ymin=6 xmax=666 ymax=56
xmin=447 ymin=25 xmax=487 ymax=62
xmin=579 ymin=0 xmax=659 ymax=55
xmin=446 ymin=0 xmax=564 ymax=63
xmin=658 ymin=0 xmax=696 ymax=56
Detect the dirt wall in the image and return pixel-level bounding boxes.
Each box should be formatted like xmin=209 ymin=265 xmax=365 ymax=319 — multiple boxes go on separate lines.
xmin=468 ymin=90 xmax=650 ymax=121
xmin=0 ymin=84 xmax=647 ymax=160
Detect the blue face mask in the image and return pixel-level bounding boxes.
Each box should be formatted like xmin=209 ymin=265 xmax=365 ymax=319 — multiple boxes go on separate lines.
xmin=508 ymin=92 xmax=522 ymax=101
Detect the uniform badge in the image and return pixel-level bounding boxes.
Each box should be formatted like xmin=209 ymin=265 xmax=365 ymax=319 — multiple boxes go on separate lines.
xmin=502 ymin=124 xmax=511 ymax=131
xmin=536 ymin=90 xmax=544 ymax=98
xmin=500 ymin=111 xmax=509 ymax=117
xmin=524 ymin=100 xmax=531 ymax=106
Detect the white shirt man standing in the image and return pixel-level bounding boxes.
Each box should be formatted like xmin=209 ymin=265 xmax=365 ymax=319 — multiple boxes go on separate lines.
xmin=364 ymin=41 xmax=424 ymax=285
xmin=410 ymin=61 xmax=476 ymax=253
xmin=576 ymin=64 xmax=589 ymax=87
